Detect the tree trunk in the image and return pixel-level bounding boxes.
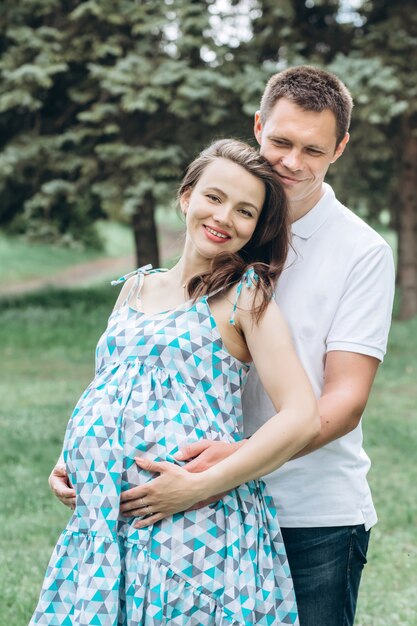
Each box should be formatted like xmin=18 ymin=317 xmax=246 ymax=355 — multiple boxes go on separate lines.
xmin=132 ymin=192 xmax=160 ymax=269
xmin=397 ymin=116 xmax=417 ymax=320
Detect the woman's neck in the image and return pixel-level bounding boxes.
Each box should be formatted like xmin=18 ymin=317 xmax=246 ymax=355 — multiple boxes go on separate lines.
xmin=169 ymin=255 xmax=211 ymax=288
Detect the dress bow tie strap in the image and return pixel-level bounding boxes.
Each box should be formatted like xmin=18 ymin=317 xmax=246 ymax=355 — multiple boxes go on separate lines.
xmin=229 ymin=267 xmax=259 ymax=326
xmin=110 ymin=264 xmax=153 ymax=286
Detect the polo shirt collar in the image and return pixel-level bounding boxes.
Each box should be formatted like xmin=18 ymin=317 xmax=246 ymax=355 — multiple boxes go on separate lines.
xmin=291 ymin=183 xmax=335 ymax=239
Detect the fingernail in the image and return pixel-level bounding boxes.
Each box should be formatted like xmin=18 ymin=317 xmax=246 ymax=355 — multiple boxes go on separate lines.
xmin=174 ymin=451 xmax=183 ymax=460
xmin=134 ymin=457 xmax=143 ymax=463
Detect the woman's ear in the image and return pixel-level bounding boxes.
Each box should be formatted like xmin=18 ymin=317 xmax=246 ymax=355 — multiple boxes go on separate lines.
xmin=180 ymin=188 xmax=191 ymax=215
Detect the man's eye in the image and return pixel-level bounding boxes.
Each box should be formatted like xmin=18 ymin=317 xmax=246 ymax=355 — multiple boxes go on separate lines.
xmin=307 ymin=149 xmax=323 ymax=156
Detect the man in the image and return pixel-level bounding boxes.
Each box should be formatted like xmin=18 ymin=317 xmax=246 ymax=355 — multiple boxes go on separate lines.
xmin=51 ymin=66 xmax=395 ymax=625
xmin=242 ymin=66 xmax=394 ymax=624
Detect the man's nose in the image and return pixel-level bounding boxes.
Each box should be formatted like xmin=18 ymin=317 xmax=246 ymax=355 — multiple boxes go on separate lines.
xmin=281 ymin=149 xmax=303 ymax=172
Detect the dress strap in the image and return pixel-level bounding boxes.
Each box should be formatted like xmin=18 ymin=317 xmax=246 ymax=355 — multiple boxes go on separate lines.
xmin=110 ymin=264 xmax=153 ymax=286
xmin=229 ymin=267 xmax=259 ymax=326
xmin=111 ymin=264 xmax=168 ymax=311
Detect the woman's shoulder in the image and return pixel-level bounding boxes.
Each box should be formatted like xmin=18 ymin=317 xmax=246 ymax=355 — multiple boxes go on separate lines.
xmin=228 ymin=264 xmax=275 ymax=325
xmin=112 ymin=264 xmax=169 ymax=283
xmin=111 ymin=264 xmax=164 ymax=311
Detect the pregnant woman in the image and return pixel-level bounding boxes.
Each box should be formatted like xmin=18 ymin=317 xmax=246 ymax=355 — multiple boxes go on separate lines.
xmin=30 ymin=139 xmax=319 ymax=626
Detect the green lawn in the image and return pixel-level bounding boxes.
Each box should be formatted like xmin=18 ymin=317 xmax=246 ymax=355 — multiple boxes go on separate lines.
xmin=1 ymin=211 xmax=184 ymax=286
xmin=0 ymin=288 xmax=415 ymax=625
xmin=0 ymin=221 xmax=135 ymax=283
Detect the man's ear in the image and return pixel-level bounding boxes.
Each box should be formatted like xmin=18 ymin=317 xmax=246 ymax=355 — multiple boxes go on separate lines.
xmin=179 ymin=188 xmax=191 ymax=215
xmin=331 ymin=132 xmax=350 ymax=163
xmin=254 ymin=111 xmax=263 ymax=146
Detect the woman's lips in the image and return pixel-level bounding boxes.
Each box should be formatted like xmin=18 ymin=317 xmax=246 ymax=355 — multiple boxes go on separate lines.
xmin=203 ymin=225 xmax=231 ymax=242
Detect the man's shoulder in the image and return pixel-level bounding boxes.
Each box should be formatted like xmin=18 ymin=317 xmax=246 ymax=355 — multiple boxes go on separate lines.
xmin=326 ymin=193 xmax=390 ymax=253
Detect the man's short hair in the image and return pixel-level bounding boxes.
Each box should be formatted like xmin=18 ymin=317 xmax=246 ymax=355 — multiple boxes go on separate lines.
xmin=260 ymin=65 xmax=353 ymax=147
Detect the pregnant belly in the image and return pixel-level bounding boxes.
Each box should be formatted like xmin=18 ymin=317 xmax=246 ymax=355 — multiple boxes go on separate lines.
xmin=62 ymin=370 xmax=234 ymax=535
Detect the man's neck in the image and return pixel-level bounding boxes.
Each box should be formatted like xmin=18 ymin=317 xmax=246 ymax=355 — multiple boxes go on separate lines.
xmin=289 ymin=185 xmax=326 ymax=223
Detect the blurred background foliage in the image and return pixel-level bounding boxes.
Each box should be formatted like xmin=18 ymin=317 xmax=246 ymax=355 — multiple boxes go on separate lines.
xmin=0 ymin=0 xmax=416 ymax=317
xmin=1 ymin=4 xmax=416 ymax=624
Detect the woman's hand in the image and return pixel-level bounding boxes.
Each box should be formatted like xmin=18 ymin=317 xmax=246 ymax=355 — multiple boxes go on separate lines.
xmin=48 ymin=464 xmax=76 ymax=509
xmin=120 ymin=457 xmax=207 ymax=528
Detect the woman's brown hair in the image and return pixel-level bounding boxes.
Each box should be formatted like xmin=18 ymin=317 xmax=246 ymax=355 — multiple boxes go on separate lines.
xmin=178 ymin=139 xmax=290 ymax=321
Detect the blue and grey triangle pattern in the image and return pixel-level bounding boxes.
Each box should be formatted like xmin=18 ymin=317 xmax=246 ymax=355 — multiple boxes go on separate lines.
xmin=29 ymin=266 xmax=299 ymax=625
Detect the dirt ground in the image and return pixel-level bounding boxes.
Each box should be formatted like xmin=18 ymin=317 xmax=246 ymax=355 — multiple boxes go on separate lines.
xmin=0 ymin=254 xmax=136 ymax=296
xmin=0 ymin=226 xmax=184 ymax=297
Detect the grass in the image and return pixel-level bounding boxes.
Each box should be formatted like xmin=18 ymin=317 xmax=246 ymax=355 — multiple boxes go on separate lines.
xmin=0 ymin=287 xmax=416 ymax=625
xmin=1 ymin=212 xmax=184 ymax=286
xmin=354 ymin=317 xmax=417 ymax=626
xmin=0 ymin=288 xmax=113 ymax=625
xmin=0 ymin=231 xmax=98 ymax=282
xmin=0 ymin=221 xmax=135 ymax=283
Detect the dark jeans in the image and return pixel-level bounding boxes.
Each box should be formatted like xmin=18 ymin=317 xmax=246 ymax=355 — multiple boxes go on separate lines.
xmin=281 ymin=525 xmax=370 ymax=626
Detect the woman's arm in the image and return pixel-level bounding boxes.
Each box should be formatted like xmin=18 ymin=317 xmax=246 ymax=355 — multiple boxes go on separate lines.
xmin=130 ymin=294 xmax=320 ymax=527
xmin=203 ymin=295 xmax=319 ymax=483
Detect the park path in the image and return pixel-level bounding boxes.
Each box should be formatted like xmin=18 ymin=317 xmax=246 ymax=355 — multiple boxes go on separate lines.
xmin=0 ymin=254 xmax=136 ymax=297
xmin=0 ymin=227 xmax=183 ymax=297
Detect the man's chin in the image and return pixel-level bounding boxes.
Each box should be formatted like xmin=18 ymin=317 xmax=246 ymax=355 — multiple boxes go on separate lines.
xmin=283 ymin=185 xmax=301 ymax=199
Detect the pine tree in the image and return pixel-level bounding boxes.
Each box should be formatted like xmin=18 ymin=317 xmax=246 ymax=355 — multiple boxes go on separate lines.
xmin=0 ymin=0 xmax=250 ymax=265
xmin=329 ymin=0 xmax=417 ymax=318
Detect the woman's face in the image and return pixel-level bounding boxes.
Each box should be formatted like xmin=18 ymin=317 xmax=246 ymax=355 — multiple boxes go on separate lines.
xmin=181 ymin=157 xmax=265 ymax=263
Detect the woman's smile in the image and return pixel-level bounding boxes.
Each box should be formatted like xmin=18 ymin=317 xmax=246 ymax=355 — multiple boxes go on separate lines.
xmin=203 ymin=224 xmax=232 ymax=242
xmin=181 ymin=157 xmax=265 ymax=263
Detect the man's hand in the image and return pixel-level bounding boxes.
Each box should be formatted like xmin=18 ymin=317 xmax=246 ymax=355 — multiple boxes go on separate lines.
xmin=173 ymin=439 xmax=246 ymax=508
xmin=48 ymin=464 xmax=76 ymax=509
xmin=174 ymin=438 xmax=246 ymax=472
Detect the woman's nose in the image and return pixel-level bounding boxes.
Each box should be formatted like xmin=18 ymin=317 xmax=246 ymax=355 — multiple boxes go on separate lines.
xmin=213 ymin=206 xmax=232 ymax=226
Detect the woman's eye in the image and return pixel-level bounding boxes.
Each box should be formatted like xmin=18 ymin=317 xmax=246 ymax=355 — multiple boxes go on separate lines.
xmin=239 ymin=209 xmax=253 ymax=218
xmin=207 ymin=194 xmax=220 ymax=202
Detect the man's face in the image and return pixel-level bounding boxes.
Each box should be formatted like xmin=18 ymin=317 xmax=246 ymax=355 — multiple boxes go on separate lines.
xmin=254 ymin=97 xmax=349 ymax=219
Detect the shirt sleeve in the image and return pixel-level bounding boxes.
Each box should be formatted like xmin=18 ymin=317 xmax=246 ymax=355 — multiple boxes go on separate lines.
xmin=326 ymin=242 xmax=395 ymax=361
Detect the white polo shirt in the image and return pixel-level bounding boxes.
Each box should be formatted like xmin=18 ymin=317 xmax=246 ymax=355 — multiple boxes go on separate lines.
xmin=242 ymin=183 xmax=395 ymax=530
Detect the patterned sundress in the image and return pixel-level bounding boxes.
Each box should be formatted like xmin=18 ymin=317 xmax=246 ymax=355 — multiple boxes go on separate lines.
xmin=29 ymin=265 xmax=299 ymax=626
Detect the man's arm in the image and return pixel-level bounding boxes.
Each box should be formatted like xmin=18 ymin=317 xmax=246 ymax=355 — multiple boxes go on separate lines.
xmin=49 ymin=350 xmax=379 ymax=511
xmin=49 ymin=454 xmax=76 ymax=509
xmin=174 ymin=350 xmax=379 ymax=470
xmin=176 ymin=243 xmax=393 ymax=473
xmin=292 ymin=350 xmax=379 ymax=458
